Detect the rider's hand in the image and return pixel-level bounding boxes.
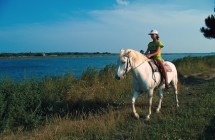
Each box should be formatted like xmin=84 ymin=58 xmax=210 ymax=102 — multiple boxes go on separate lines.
xmin=146 ymin=54 xmax=151 ymax=58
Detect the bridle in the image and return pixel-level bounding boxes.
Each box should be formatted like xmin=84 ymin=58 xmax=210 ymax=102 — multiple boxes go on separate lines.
xmin=124 ymin=57 xmax=131 ymax=75
xmin=123 ymin=56 xmax=147 ymax=76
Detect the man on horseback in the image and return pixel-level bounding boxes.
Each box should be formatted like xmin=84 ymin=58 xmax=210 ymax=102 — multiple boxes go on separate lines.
xmin=145 ymin=29 xmax=170 ymax=89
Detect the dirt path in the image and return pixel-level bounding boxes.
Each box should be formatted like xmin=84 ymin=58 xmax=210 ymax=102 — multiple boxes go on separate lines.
xmin=179 ymin=69 xmax=215 ymax=84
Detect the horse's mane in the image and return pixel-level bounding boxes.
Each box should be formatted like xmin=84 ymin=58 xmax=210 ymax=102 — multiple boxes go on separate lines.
xmin=124 ymin=49 xmax=148 ymax=63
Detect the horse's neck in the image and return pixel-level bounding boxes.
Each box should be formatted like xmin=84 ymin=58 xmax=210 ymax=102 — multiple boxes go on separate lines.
xmin=132 ymin=61 xmax=152 ymax=80
xmin=131 ymin=61 xmax=151 ymax=91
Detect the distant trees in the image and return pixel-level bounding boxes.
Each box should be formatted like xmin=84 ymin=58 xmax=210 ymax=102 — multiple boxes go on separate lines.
xmin=200 ymin=14 xmax=215 ymax=39
xmin=0 ymin=52 xmax=113 ymax=58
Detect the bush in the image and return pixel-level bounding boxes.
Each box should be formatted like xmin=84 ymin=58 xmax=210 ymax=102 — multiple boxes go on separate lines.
xmin=0 ymin=73 xmax=77 ymax=131
xmin=0 ymin=79 xmax=43 ymax=131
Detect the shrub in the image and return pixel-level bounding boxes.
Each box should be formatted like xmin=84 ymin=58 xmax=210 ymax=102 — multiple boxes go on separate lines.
xmin=0 ymin=79 xmax=43 ymax=131
xmin=0 ymin=73 xmax=77 ymax=131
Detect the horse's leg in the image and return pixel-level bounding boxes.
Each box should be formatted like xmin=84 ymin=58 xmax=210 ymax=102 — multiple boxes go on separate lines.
xmin=132 ymin=91 xmax=140 ymax=119
xmin=146 ymin=89 xmax=153 ymax=120
xmin=132 ymin=91 xmax=140 ymax=118
xmin=156 ymin=88 xmax=163 ymax=113
xmin=173 ymin=82 xmax=179 ymax=107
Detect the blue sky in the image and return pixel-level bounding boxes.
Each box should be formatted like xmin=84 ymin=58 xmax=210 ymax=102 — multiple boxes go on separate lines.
xmin=0 ymin=0 xmax=214 ymax=53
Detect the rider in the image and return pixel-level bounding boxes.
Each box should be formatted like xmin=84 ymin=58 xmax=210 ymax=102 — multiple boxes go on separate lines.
xmin=145 ymin=29 xmax=169 ymax=89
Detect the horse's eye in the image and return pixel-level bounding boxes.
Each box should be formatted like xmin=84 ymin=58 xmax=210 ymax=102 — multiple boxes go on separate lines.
xmin=121 ymin=62 xmax=125 ymax=64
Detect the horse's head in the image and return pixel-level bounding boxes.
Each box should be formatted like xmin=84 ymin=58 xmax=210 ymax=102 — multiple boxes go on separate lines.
xmin=115 ymin=49 xmax=135 ymax=80
xmin=115 ymin=49 xmax=148 ymax=80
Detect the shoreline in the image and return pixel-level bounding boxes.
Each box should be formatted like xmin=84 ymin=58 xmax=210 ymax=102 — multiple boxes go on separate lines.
xmin=0 ymin=53 xmax=118 ymax=60
xmin=0 ymin=52 xmax=214 ymax=59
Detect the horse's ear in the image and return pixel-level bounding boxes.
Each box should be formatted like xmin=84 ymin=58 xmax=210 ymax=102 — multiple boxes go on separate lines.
xmin=120 ymin=49 xmax=125 ymax=54
xmin=123 ymin=51 xmax=131 ymax=57
xmin=120 ymin=49 xmax=125 ymax=56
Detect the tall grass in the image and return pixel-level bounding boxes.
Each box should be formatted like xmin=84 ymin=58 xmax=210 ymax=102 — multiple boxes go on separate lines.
xmin=0 ymin=64 xmax=132 ymax=132
xmin=172 ymin=55 xmax=215 ymax=75
xmin=0 ymin=56 xmax=214 ymax=139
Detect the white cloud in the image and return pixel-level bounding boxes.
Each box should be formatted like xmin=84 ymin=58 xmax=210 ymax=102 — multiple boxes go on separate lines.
xmin=86 ymin=3 xmax=214 ymax=53
xmin=116 ymin=0 xmax=129 ymax=6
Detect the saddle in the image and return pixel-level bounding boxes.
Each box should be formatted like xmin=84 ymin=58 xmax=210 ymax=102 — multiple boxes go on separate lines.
xmin=147 ymin=59 xmax=172 ymax=72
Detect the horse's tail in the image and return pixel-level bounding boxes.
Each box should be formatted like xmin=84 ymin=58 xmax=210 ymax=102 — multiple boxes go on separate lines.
xmin=170 ymin=62 xmax=179 ymax=107
xmin=170 ymin=62 xmax=178 ymax=89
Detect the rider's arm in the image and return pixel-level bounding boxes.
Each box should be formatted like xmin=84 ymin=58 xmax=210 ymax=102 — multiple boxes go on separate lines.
xmin=145 ymin=47 xmax=150 ymax=55
xmin=147 ymin=46 xmax=161 ymax=58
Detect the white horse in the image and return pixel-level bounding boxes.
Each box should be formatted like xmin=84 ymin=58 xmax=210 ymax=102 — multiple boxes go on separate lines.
xmin=115 ymin=49 xmax=179 ymax=120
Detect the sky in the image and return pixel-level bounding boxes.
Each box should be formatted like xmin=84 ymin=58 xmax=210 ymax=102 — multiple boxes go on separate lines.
xmin=0 ymin=0 xmax=214 ymax=53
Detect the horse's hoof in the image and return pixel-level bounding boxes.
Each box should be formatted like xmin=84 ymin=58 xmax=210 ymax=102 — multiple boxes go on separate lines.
xmin=156 ymin=109 xmax=160 ymax=113
xmin=145 ymin=116 xmax=150 ymax=121
xmin=134 ymin=113 xmax=140 ymax=119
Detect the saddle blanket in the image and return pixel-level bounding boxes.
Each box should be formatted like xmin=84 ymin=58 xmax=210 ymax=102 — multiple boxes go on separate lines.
xmin=148 ymin=60 xmax=172 ymax=72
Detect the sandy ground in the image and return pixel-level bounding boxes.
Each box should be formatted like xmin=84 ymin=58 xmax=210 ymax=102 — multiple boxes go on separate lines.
xmin=180 ymin=69 xmax=215 ymax=84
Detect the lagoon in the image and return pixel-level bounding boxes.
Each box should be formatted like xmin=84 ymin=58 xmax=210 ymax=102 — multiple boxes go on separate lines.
xmin=0 ymin=53 xmax=213 ymax=80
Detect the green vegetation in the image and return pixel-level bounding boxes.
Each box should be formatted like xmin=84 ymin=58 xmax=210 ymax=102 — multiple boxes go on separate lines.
xmin=200 ymin=14 xmax=215 ymax=39
xmin=0 ymin=55 xmax=214 ymax=139
xmin=172 ymin=55 xmax=215 ymax=76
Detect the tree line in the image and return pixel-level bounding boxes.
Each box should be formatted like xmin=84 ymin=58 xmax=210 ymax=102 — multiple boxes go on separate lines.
xmin=0 ymin=52 xmax=112 ymax=58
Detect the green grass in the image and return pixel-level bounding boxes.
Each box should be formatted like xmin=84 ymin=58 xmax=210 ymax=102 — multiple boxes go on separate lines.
xmin=0 ymin=56 xmax=214 ymax=139
xmin=172 ymin=55 xmax=215 ymax=75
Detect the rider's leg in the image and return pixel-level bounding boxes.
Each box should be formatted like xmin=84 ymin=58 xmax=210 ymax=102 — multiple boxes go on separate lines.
xmin=156 ymin=60 xmax=169 ymax=89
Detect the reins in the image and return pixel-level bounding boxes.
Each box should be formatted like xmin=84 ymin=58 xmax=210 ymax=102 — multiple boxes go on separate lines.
xmin=133 ymin=60 xmax=146 ymax=70
xmin=125 ymin=55 xmax=159 ymax=87
xmin=124 ymin=56 xmax=146 ymax=75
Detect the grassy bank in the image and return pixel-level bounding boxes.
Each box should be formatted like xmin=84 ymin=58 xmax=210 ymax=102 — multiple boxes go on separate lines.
xmin=172 ymin=55 xmax=215 ymax=76
xmin=0 ymin=55 xmax=214 ymax=139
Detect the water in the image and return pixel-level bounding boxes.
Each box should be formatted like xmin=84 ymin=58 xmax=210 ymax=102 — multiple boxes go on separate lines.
xmin=0 ymin=53 xmax=213 ymax=80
